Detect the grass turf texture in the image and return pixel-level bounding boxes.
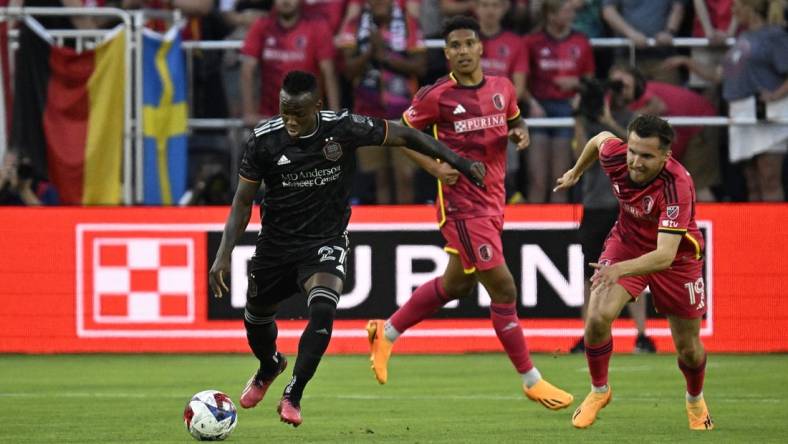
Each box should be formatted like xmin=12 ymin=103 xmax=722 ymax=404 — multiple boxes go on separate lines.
xmin=2 ymin=353 xmax=786 ymax=443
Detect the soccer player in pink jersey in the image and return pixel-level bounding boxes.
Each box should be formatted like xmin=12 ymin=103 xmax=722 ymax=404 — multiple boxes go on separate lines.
xmin=365 ymin=16 xmax=574 ymax=411
xmin=554 ymin=115 xmax=714 ymax=431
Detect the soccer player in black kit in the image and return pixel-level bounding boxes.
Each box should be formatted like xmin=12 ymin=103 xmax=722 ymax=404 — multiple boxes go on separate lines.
xmin=209 ymin=70 xmax=486 ymax=427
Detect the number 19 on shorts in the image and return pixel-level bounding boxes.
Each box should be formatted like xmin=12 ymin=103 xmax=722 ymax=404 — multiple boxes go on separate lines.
xmin=683 ymin=278 xmax=706 ymax=310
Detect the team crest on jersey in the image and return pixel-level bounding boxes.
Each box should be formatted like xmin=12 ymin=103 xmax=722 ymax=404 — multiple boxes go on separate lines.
xmin=295 ymin=35 xmax=306 ymax=49
xmin=323 ymin=141 xmax=342 ymax=161
xmin=666 ymin=205 xmax=680 ymax=220
xmin=492 ymin=93 xmax=505 ymax=111
xmin=498 ymin=45 xmax=509 ymax=57
xmin=479 ymin=244 xmax=493 ymax=262
xmin=642 ymin=195 xmax=654 ymax=213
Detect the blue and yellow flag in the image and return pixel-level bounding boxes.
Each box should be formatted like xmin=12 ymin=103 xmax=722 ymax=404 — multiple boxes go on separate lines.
xmin=142 ymin=26 xmax=187 ymax=205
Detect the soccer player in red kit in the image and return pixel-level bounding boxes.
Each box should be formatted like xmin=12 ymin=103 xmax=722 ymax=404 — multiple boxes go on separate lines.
xmin=554 ymin=115 xmax=714 ymax=431
xmin=365 ymin=16 xmax=574 ymax=410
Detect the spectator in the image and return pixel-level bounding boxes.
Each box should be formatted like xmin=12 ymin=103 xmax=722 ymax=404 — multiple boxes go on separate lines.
xmin=601 ymin=0 xmax=685 ymax=84
xmin=0 ymin=151 xmax=59 ymax=206
xmin=571 ymin=0 xmax=613 ymax=78
xmin=303 ymin=0 xmax=351 ymax=33
xmin=664 ymin=0 xmax=788 ymax=201
xmin=477 ymin=0 xmax=527 ymax=199
xmin=338 ymin=0 xmax=426 ymax=203
xmin=609 ymin=65 xmax=720 ymax=201
xmin=521 ymin=0 xmax=594 ymax=202
xmin=690 ymin=0 xmax=739 ymax=91
xmin=240 ymin=0 xmax=340 ymax=126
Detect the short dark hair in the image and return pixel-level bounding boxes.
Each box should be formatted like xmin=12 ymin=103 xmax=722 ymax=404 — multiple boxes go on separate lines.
xmin=627 ymin=114 xmax=674 ymax=151
xmin=442 ymin=16 xmax=481 ymax=41
xmin=282 ymin=70 xmax=318 ymax=96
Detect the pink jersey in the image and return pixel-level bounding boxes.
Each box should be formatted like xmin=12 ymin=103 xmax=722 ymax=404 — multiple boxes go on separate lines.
xmin=600 ymin=138 xmax=705 ymax=263
xmin=481 ymin=31 xmax=527 ymax=79
xmin=522 ymin=30 xmax=594 ymax=100
xmin=241 ymin=16 xmax=335 ymax=117
xmin=628 ymin=82 xmax=717 ymax=160
xmin=403 ymin=74 xmax=520 ymax=222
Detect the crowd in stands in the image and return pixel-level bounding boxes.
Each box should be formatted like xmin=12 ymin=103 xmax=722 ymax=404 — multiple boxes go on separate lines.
xmin=2 ymin=0 xmax=787 ymax=205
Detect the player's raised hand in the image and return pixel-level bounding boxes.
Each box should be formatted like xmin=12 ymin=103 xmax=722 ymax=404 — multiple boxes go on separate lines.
xmin=209 ymin=259 xmax=230 ymax=298
xmin=434 ymin=161 xmax=460 ymax=185
xmin=508 ymin=127 xmax=530 ymax=150
xmin=553 ymin=168 xmax=580 ymax=192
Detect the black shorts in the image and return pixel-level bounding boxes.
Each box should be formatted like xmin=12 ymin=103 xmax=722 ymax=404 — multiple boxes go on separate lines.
xmin=246 ymin=232 xmax=349 ymax=309
xmin=578 ymin=208 xmax=618 ymax=279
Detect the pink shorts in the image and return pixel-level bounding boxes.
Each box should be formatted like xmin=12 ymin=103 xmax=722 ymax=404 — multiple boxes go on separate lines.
xmin=600 ymin=239 xmax=707 ymax=319
xmin=440 ymin=216 xmax=505 ymax=273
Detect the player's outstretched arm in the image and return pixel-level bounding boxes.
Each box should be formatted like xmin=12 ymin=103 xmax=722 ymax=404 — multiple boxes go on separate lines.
xmin=384 ymin=122 xmax=486 ymax=188
xmin=400 ymin=148 xmax=461 ymax=185
xmin=209 ymin=178 xmax=259 ymax=298
xmin=553 ymin=130 xmax=617 ymax=192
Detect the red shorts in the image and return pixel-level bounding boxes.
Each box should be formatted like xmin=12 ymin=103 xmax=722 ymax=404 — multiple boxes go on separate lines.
xmin=600 ymin=238 xmax=707 ymax=319
xmin=440 ymin=216 xmax=505 ymax=273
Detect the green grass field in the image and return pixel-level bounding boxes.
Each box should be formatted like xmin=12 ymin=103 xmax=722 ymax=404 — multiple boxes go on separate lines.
xmin=2 ymin=353 xmax=787 ymax=443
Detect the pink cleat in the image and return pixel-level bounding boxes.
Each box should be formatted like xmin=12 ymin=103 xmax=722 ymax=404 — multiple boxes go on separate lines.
xmin=239 ymin=353 xmax=287 ymax=409
xmin=277 ymin=397 xmax=303 ymax=427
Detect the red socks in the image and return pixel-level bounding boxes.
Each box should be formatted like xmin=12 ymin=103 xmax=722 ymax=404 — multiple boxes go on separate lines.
xmin=389 ymin=277 xmax=450 ymax=333
xmin=490 ymin=302 xmax=533 ymax=373
xmin=678 ymin=354 xmax=707 ymax=397
xmin=585 ymin=339 xmax=613 ymax=387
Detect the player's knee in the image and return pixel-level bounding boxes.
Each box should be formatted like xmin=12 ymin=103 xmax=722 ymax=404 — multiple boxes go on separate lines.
xmin=676 ymin=340 xmax=703 ymax=366
xmin=584 ymin=312 xmax=612 ymax=339
xmin=306 ymin=286 xmax=338 ymax=329
xmin=444 ymin=280 xmax=475 ymax=300
xmin=244 ymin=305 xmax=277 ymax=326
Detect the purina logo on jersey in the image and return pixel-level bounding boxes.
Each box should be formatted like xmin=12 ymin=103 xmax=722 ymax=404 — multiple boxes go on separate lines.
xmin=76 ymin=225 xmax=207 ymax=338
xmin=453 ymin=113 xmax=506 ymax=133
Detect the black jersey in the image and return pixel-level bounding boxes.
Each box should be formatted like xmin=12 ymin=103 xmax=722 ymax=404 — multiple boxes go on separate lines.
xmin=240 ymin=110 xmax=388 ymax=249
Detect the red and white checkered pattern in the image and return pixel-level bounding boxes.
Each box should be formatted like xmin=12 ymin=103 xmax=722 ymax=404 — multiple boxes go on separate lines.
xmin=93 ymin=238 xmax=195 ymax=323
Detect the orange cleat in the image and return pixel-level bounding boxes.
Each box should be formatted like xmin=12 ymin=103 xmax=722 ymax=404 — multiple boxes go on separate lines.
xmin=523 ymin=379 xmax=574 ymax=410
xmin=686 ymin=398 xmax=714 ymax=430
xmin=366 ymin=319 xmax=394 ymax=384
xmin=277 ymin=397 xmax=303 ymax=427
xmin=572 ymin=388 xmax=612 ymax=428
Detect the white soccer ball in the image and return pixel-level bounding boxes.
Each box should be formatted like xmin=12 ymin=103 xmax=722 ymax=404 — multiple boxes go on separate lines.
xmin=183 ymin=390 xmax=238 ymax=441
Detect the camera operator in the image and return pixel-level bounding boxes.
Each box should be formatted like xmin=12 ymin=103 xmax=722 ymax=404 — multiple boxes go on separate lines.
xmin=0 ymin=151 xmax=59 ymax=206
xmin=608 ymin=65 xmax=720 ymax=201
xmin=569 ymin=79 xmax=656 ymax=354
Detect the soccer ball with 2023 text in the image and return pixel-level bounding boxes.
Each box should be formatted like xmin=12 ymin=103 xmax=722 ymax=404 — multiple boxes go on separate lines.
xmin=183 ymin=390 xmax=238 ymax=441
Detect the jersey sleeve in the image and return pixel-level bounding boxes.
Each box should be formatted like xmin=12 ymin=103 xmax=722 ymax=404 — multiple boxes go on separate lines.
xmin=239 ymin=134 xmax=264 ymax=183
xmin=578 ymin=35 xmax=595 ymax=76
xmin=402 ymin=86 xmax=440 ymax=130
xmin=598 ymin=136 xmax=628 ymax=176
xmin=344 ymin=113 xmax=388 ymax=147
xmin=657 ymin=174 xmax=693 ymax=234
xmin=240 ymin=17 xmax=265 ymax=59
